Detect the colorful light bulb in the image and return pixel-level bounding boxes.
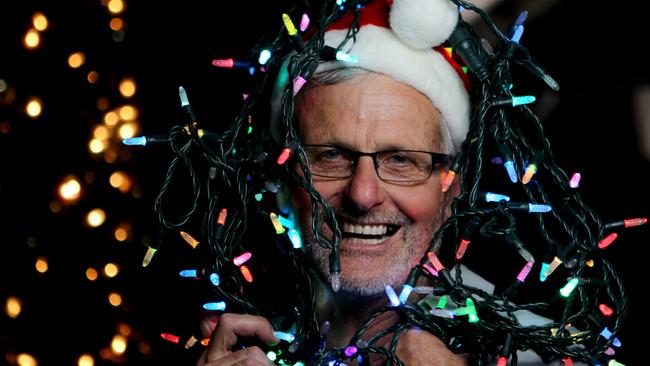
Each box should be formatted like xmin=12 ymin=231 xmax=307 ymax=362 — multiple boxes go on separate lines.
xmin=212 ymin=58 xmax=235 ymax=68
xmin=569 ymin=172 xmax=581 ymax=188
xmin=288 ymin=228 xmax=302 ymax=249
xmin=517 ymin=261 xmax=534 ymax=282
xmin=466 ymin=298 xmax=479 ymax=323
xmin=599 ymin=303 xmax=614 ymax=317
xmin=160 ymin=333 xmax=180 ymax=344
xmin=398 ymin=284 xmax=413 ymax=304
xmin=233 ymin=252 xmax=252 ymax=266
xmin=258 ymin=49 xmax=271 ymax=65
xmin=240 ymin=265 xmax=253 ymax=282
xmin=277 ymin=147 xmax=292 ymax=164
xmin=142 ymin=246 xmax=157 ymax=267
xmin=270 ymin=212 xmax=286 ymax=234
xmin=281 ymin=13 xmax=298 ymax=35
xmin=203 ymin=301 xmax=226 ymax=311
xmin=484 ymin=192 xmax=511 ymax=202
xmin=504 ymin=161 xmax=518 ymax=183
xmin=335 ymin=51 xmax=357 ymax=63
xmin=179 ymin=269 xmax=198 ymax=278
xmin=543 ymin=256 xmax=562 ymax=278
xmin=385 ymin=285 xmax=400 ymax=306
xmin=209 ymin=272 xmax=220 ymax=286
xmin=122 ymin=136 xmax=147 ymax=146
xmin=299 ymin=13 xmax=310 ymax=31
xmin=274 ymin=331 xmax=296 ymax=343
xmin=511 ymin=95 xmax=535 ymax=106
xmin=456 ymin=239 xmax=471 ymax=260
xmin=598 ymin=233 xmax=618 ymax=249
xmin=560 ymin=278 xmax=579 ymax=297
xmin=521 ymin=163 xmax=537 ymax=184
xmin=180 ymin=231 xmax=200 ymax=248
xmin=293 ymin=76 xmax=307 ymax=96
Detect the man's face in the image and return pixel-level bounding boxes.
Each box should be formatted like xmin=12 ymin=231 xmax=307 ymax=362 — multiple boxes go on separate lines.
xmin=292 ymin=73 xmax=451 ymax=297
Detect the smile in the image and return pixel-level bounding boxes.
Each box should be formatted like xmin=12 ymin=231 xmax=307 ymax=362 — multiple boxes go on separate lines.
xmin=341 ymin=221 xmax=400 ymax=245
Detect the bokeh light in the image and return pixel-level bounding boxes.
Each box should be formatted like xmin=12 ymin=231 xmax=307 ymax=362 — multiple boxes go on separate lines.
xmin=87 ymin=208 xmax=107 ymax=227
xmin=5 ymin=296 xmax=22 ymax=319
xmin=78 ymin=354 xmax=94 ymax=366
xmin=119 ymin=78 xmax=136 ymax=98
xmin=68 ymin=52 xmax=86 ymax=68
xmin=32 ymin=12 xmax=48 ymax=31
xmin=103 ymin=263 xmax=119 ymax=278
xmin=23 ymin=29 xmax=40 ymax=49
xmin=86 ymin=267 xmax=99 ymax=281
xmin=25 ymin=96 xmax=43 ymax=118
xmin=35 ymin=256 xmax=48 ymax=273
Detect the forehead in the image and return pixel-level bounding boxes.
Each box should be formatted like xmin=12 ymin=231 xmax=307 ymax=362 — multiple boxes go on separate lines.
xmin=295 ymin=73 xmax=445 ymax=152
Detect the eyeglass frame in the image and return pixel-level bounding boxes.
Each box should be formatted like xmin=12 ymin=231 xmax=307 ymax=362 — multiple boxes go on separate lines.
xmin=300 ymin=144 xmax=450 ymax=184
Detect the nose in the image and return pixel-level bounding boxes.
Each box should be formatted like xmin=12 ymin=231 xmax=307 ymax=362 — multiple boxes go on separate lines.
xmin=344 ymin=156 xmax=385 ymax=213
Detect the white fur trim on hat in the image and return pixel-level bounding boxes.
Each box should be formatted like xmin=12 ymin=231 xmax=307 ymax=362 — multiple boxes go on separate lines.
xmin=389 ymin=0 xmax=459 ymax=49
xmin=320 ymin=25 xmax=470 ymax=153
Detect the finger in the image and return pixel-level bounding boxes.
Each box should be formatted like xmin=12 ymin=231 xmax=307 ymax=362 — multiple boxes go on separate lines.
xmin=205 ymin=314 xmax=278 ymax=362
xmin=203 ymin=347 xmax=272 ymax=366
xmin=200 ymin=314 xmax=220 ymax=338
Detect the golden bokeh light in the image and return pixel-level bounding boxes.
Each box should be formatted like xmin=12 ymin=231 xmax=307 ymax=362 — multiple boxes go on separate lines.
xmin=119 ymin=78 xmax=136 ymax=98
xmin=25 ymin=96 xmax=43 ymax=118
xmin=103 ymin=262 xmax=119 ymax=277
xmin=78 ymin=354 xmax=94 ymax=366
xmin=108 ymin=292 xmax=123 ymax=307
xmin=118 ymin=323 xmax=132 ymax=336
xmin=111 ymin=334 xmax=127 ymax=355
xmin=16 ymin=353 xmax=38 ymax=366
xmin=87 ymin=208 xmax=107 ymax=227
xmin=87 ymin=71 xmax=100 ymax=83
xmin=118 ymin=105 xmax=137 ymax=120
xmin=86 ymin=267 xmax=99 ymax=281
xmin=118 ymin=122 xmax=137 ymax=139
xmin=110 ymin=17 xmax=124 ymax=31
xmin=58 ymin=176 xmax=82 ymax=202
xmin=89 ymin=138 xmax=106 ymax=154
xmin=32 ymin=12 xmax=48 ymax=31
xmin=68 ymin=52 xmax=86 ymax=69
xmin=35 ymin=256 xmax=48 ymax=273
xmin=93 ymin=125 xmax=110 ymax=140
xmin=103 ymin=111 xmax=119 ymax=126
xmin=24 ymin=29 xmax=40 ymax=49
xmin=109 ymin=171 xmax=132 ymax=193
xmin=114 ymin=228 xmax=127 ymax=241
xmin=107 ymin=0 xmax=125 ymax=14
xmin=6 ymin=296 xmax=22 ymax=319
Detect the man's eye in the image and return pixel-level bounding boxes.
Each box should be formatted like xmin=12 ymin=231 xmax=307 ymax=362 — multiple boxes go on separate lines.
xmin=319 ymin=149 xmax=344 ymax=160
xmin=385 ymin=153 xmax=412 ymax=165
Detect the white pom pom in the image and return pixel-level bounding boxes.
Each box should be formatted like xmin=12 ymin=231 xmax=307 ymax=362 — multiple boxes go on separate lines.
xmin=389 ymin=0 xmax=459 ymax=49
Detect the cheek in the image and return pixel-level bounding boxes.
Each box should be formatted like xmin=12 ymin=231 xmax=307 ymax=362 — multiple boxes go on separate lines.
xmin=391 ymin=184 xmax=442 ymax=224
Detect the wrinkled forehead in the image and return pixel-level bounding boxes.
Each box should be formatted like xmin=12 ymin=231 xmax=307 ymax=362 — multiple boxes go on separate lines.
xmin=294 ymin=74 xmax=448 ymax=153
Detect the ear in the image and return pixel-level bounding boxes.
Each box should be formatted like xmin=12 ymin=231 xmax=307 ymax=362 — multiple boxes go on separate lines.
xmin=442 ymin=177 xmax=461 ymax=220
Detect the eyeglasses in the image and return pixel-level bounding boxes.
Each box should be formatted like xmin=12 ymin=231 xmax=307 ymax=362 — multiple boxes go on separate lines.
xmin=302 ymin=144 xmax=449 ymax=184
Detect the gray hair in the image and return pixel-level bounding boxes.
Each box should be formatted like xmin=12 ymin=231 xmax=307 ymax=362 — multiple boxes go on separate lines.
xmin=270 ymin=62 xmax=453 ymax=154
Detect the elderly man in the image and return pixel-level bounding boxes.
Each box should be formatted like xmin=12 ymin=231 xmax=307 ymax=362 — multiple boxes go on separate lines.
xmin=196 ymin=0 xmax=472 ymax=364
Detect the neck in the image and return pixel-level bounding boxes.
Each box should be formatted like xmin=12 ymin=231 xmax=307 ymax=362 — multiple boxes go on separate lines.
xmin=310 ymin=271 xmax=390 ymax=348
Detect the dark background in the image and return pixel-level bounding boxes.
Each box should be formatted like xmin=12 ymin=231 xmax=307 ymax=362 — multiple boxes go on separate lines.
xmin=1 ymin=0 xmax=648 ymax=365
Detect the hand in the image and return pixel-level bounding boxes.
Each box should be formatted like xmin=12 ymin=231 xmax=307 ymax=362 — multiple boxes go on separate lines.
xmin=197 ymin=313 xmax=279 ymax=366
xmin=395 ymin=327 xmax=468 ymax=366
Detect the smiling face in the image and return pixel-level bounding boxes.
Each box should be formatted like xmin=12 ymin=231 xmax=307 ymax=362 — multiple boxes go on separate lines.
xmin=291 ymin=72 xmax=452 ymax=297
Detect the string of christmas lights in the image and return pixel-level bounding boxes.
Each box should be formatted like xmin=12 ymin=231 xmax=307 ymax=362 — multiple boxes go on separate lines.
xmin=123 ymin=0 xmax=645 ymax=364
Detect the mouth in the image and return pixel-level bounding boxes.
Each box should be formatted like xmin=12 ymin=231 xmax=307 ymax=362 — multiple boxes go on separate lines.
xmin=340 ymin=220 xmax=400 ymax=245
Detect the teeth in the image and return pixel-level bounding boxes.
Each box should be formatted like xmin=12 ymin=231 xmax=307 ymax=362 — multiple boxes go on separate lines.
xmin=342 ymin=222 xmax=388 ymax=235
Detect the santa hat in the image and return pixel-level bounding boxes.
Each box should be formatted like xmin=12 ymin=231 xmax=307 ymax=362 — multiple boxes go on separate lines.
xmin=272 ymin=0 xmax=471 ymax=154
